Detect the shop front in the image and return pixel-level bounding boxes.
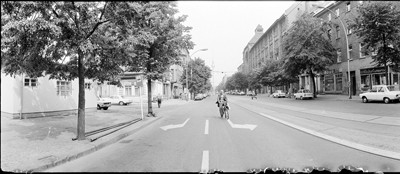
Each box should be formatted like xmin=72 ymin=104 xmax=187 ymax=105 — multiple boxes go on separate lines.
xmin=360 ymin=67 xmax=386 ymax=92
xmin=359 ymin=66 xmax=400 ymax=91
xmin=323 ymin=69 xmax=343 ymax=94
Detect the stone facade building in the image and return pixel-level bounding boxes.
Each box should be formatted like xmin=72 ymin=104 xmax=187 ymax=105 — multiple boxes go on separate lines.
xmin=306 ymin=1 xmax=400 ymax=95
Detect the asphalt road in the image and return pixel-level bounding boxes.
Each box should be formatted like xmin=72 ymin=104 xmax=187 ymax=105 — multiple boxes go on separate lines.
xmin=46 ymin=96 xmax=400 ymax=172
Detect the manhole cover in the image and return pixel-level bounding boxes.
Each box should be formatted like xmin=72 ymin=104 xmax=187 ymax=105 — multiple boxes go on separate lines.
xmin=119 ymin=140 xmax=133 ymax=144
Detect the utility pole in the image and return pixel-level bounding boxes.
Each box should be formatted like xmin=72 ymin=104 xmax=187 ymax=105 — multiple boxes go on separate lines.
xmin=212 ymin=59 xmax=215 ymax=95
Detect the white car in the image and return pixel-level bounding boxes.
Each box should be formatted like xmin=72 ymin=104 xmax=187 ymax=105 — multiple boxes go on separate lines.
xmin=195 ymin=94 xmax=203 ymax=101
xmin=294 ymin=89 xmax=313 ymax=100
xmin=106 ymin=95 xmax=133 ymax=105
xmin=359 ymin=85 xmax=400 ymax=104
xmin=97 ymin=97 xmax=112 ymax=110
xmin=272 ymin=90 xmax=286 ymax=98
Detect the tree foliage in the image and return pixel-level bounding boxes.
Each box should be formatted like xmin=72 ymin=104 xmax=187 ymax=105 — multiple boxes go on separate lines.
xmin=114 ymin=2 xmax=194 ymax=116
xmin=349 ymin=1 xmax=400 ymax=83
xmin=1 ymin=1 xmax=193 ymax=139
xmin=282 ymin=13 xmax=336 ymax=97
xmin=180 ymin=58 xmax=212 ymax=94
xmin=223 ymin=72 xmax=248 ymax=91
xmin=1 ymin=1 xmax=132 ymax=140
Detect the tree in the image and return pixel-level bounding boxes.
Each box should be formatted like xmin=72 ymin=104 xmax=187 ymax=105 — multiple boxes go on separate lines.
xmin=1 ymin=2 xmax=130 ymax=140
xmin=223 ymin=72 xmax=248 ymax=92
xmin=282 ymin=13 xmax=337 ymax=97
xmin=259 ymin=60 xmax=280 ymax=94
xmin=180 ymin=58 xmax=212 ymax=95
xmin=119 ymin=2 xmax=194 ymax=116
xmin=247 ymin=69 xmax=263 ymax=94
xmin=349 ymin=1 xmax=400 ymax=84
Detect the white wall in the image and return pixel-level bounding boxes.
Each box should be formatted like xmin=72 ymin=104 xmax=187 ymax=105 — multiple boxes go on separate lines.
xmin=1 ymin=73 xmax=97 ymax=115
xmin=1 ymin=73 xmax=21 ymax=114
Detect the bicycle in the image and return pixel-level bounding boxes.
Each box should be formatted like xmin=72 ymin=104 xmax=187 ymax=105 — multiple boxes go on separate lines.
xmin=218 ymin=101 xmax=229 ymax=119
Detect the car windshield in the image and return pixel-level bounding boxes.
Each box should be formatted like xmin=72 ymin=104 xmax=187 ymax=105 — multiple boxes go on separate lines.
xmin=303 ymin=90 xmax=311 ymax=93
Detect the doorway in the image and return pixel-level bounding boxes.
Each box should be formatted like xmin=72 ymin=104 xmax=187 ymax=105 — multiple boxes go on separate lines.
xmin=351 ymin=71 xmax=356 ymax=95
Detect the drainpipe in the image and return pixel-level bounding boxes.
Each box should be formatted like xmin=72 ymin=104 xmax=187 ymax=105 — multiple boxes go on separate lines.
xmin=20 ymin=74 xmax=24 ymax=119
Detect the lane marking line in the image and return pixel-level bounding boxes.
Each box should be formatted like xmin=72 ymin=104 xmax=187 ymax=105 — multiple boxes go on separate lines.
xmin=160 ymin=118 xmax=190 ymax=131
xmin=201 ymin=150 xmax=209 ymax=173
xmin=259 ymin=112 xmax=400 ymax=160
xmin=205 ymin=120 xmax=209 ymax=135
xmin=227 ymin=119 xmax=257 ymax=131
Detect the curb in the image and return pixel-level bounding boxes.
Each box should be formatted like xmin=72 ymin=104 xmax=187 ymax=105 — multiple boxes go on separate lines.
xmin=30 ymin=116 xmax=163 ymax=172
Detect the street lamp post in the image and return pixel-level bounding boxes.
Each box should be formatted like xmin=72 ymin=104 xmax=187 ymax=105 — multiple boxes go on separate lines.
xmin=313 ymin=4 xmax=352 ymax=99
xmin=186 ymin=48 xmax=208 ymax=100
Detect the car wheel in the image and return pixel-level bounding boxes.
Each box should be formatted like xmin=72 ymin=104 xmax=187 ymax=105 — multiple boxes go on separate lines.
xmin=384 ymin=97 xmax=390 ymax=104
xmin=119 ymin=101 xmax=124 ymax=105
xmin=97 ymin=105 xmax=101 ymax=110
xmin=362 ymin=97 xmax=368 ymax=103
xmin=103 ymin=107 xmax=108 ymax=110
xmin=300 ymin=96 xmax=303 ymax=100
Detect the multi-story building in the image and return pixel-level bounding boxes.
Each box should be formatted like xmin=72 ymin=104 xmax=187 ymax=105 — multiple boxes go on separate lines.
xmin=242 ymin=24 xmax=264 ymax=75
xmin=242 ymin=1 xmax=325 ymax=93
xmin=237 ymin=63 xmax=243 ymax=73
xmin=308 ymin=1 xmax=400 ymax=96
xmin=98 ymin=48 xmax=190 ymax=100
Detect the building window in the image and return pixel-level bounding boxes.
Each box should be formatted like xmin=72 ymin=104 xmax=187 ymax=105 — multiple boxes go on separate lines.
xmin=24 ymin=78 xmax=38 ymax=87
xmin=125 ymin=85 xmax=132 ymax=96
xmin=328 ymin=13 xmax=331 ymax=21
xmin=393 ymin=74 xmax=399 ymax=85
xmin=348 ymin=44 xmax=353 ymax=60
xmin=336 ymin=8 xmax=340 ymax=17
xmin=336 ymin=26 xmax=340 ymax=39
xmin=337 ymin=48 xmax=342 ymax=63
xmin=84 ymin=82 xmax=91 ymax=90
xmin=371 ymin=48 xmax=378 ymax=56
xmin=360 ymin=43 xmax=369 ymax=58
xmin=346 ymin=2 xmax=351 ymax=12
xmin=336 ymin=73 xmax=343 ymax=91
xmin=327 ymin=29 xmax=332 ymax=40
xmin=57 ymin=81 xmax=72 ymax=96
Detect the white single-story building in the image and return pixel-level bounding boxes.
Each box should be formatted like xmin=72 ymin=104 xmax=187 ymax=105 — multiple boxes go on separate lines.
xmin=1 ymin=72 xmax=98 ymax=119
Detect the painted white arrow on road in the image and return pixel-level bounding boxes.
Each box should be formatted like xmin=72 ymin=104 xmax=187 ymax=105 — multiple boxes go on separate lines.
xmin=160 ymin=118 xmax=190 ymax=131
xmin=227 ymin=119 xmax=257 ymax=131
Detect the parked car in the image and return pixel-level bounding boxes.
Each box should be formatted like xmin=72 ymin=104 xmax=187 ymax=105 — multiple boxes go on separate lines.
xmin=195 ymin=93 xmax=203 ymax=101
xmin=106 ymin=95 xmax=133 ymax=105
xmin=97 ymin=97 xmax=112 ymax=110
xmin=359 ymin=85 xmax=400 ymax=104
xmin=239 ymin=91 xmax=245 ymax=95
xmin=294 ymin=89 xmax=313 ymax=100
xmin=272 ymin=90 xmax=286 ymax=98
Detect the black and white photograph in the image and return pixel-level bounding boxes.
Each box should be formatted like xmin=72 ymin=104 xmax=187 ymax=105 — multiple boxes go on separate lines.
xmin=1 ymin=1 xmax=400 ymax=173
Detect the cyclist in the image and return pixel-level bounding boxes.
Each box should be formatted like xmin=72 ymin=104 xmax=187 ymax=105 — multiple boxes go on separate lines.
xmin=216 ymin=90 xmax=229 ymax=110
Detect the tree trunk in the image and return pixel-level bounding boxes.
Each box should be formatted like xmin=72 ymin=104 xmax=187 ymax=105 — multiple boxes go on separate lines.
xmin=383 ymin=34 xmax=389 ymax=84
xmin=76 ymin=49 xmax=86 ymax=140
xmin=147 ymin=77 xmax=153 ymax=116
xmin=309 ymin=69 xmax=317 ymax=98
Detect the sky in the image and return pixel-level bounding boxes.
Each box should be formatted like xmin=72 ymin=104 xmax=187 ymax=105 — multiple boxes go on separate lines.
xmin=176 ymin=1 xmax=295 ymax=87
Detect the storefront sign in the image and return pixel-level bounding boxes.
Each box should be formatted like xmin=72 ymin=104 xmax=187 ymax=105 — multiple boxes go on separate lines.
xmin=360 ymin=67 xmax=385 ymax=75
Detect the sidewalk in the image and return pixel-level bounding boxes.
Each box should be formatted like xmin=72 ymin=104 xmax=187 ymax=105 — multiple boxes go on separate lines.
xmin=257 ymin=93 xmax=360 ymax=101
xmin=1 ymin=99 xmax=189 ymax=172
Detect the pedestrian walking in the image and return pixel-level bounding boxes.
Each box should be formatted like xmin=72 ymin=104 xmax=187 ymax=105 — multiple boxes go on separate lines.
xmin=251 ymin=90 xmax=257 ymax=100
xmin=157 ymin=94 xmax=162 ymax=108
